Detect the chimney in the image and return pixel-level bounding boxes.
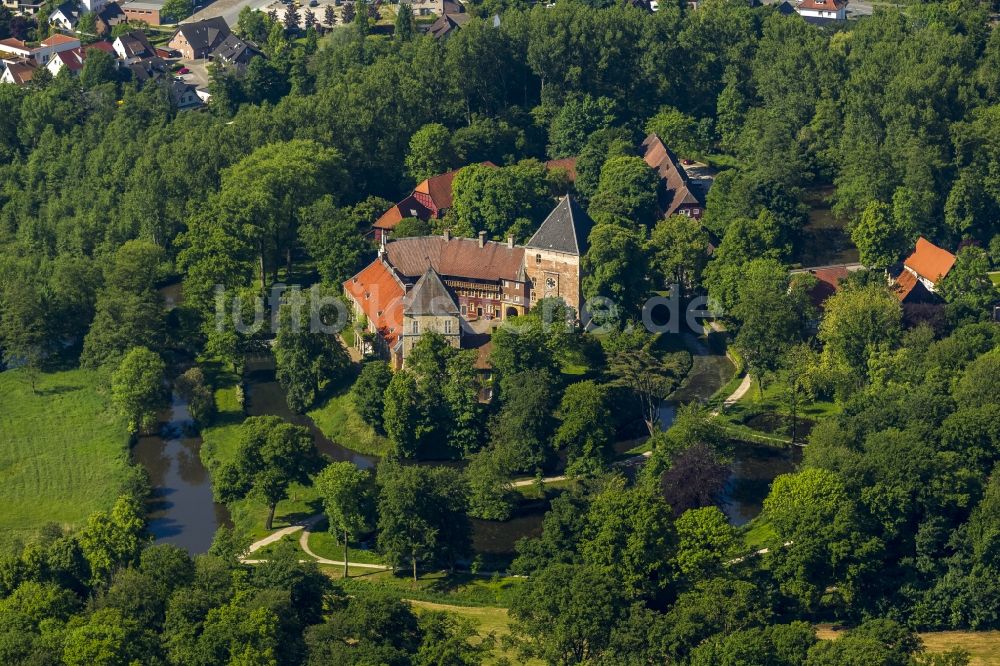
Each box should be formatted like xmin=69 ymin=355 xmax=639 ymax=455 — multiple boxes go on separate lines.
xmin=478 ymin=230 xmax=486 ymax=248
xmin=507 ymin=235 xmax=514 ymax=249
xmin=443 ymin=228 xmax=451 ymax=242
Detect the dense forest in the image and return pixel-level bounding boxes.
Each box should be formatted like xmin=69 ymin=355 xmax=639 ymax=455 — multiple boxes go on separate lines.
xmin=1 ymin=0 xmax=1000 ymax=663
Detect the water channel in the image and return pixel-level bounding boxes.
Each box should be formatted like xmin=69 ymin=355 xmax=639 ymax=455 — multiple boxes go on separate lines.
xmin=133 ymin=313 xmax=797 ymax=553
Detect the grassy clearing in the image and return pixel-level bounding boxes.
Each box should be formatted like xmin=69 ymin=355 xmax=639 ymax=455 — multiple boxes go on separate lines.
xmin=331 ymin=568 xmax=527 ymax=607
xmin=0 ymin=369 xmax=134 ymax=552
xmin=306 ymin=525 xmax=385 ymax=564
xmin=308 ymin=389 xmax=391 ymax=457
xmin=742 ymin=517 xmax=777 ymax=550
xmin=815 ymin=626 xmax=1000 ymax=665
xmin=407 ymin=600 xmax=544 ymax=666
xmin=989 ymin=272 xmax=1000 ymax=287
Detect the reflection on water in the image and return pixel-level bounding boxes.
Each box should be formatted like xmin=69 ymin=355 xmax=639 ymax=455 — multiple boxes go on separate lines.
xmin=720 ymin=444 xmax=802 ymax=526
xmin=471 ymin=510 xmax=544 ymax=556
xmin=133 ymin=393 xmax=232 ymax=553
xmin=243 ymin=358 xmax=376 ymax=469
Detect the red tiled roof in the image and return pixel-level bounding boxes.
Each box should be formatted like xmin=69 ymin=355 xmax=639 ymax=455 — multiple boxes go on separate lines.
xmin=904 ymin=237 xmax=956 ymax=285
xmin=40 ymin=34 xmax=80 ymax=47
xmin=805 ymin=266 xmax=848 ymax=308
xmin=412 ymin=161 xmax=498 ymax=213
xmin=797 ymin=0 xmax=847 ymax=9
xmin=893 ymin=270 xmax=920 ymax=302
xmin=545 ymin=157 xmax=578 ymax=182
xmin=641 ymin=133 xmax=702 ymax=217
xmin=385 ymin=236 xmax=525 ymax=282
xmin=344 ymin=259 xmax=405 ymax=348
xmin=87 ymin=41 xmax=116 ymax=54
xmin=52 ymin=47 xmax=84 ymax=71
xmin=374 ymin=194 xmax=433 ymax=231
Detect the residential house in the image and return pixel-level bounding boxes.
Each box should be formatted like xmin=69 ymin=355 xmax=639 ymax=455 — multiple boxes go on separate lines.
xmin=641 ymin=132 xmax=706 ymax=220
xmin=168 ymin=17 xmax=231 ymax=59
xmin=402 ymin=0 xmax=448 ymax=17
xmin=121 ymin=0 xmax=164 ymax=25
xmin=0 ymin=59 xmax=36 ymax=84
xmin=81 ymin=0 xmax=108 ymax=12
xmin=427 ymin=11 xmax=469 ymax=38
xmin=1 ymin=34 xmax=81 ymax=68
xmin=169 ymin=79 xmax=203 ymax=108
xmin=796 ymin=0 xmax=847 ymax=20
xmin=209 ymin=33 xmax=261 ymax=71
xmin=347 ymin=195 xmax=591 ymax=368
xmin=46 ymin=46 xmax=85 ymax=75
xmin=126 ymin=56 xmax=169 ymax=82
xmin=775 ymin=0 xmax=796 ymax=13
xmin=49 ymin=1 xmax=80 ymax=31
xmin=891 ymin=237 xmax=957 ymax=303
xmin=113 ymin=30 xmax=155 ymax=63
xmin=2 ymin=0 xmax=44 ymax=15
xmin=95 ymin=3 xmax=128 ymax=35
xmin=373 ymin=163 xmax=496 ymax=242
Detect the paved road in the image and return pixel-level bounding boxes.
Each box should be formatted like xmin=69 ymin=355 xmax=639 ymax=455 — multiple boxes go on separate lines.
xmin=185 ymin=0 xmax=274 ymax=27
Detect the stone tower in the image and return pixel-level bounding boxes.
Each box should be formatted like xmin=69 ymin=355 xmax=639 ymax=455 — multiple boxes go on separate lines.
xmin=400 ymin=268 xmax=461 ymax=359
xmin=523 ymin=195 xmax=593 ymax=320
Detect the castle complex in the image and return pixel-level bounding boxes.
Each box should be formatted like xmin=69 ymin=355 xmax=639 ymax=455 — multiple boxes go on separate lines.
xmin=344 ymin=195 xmax=592 ymax=369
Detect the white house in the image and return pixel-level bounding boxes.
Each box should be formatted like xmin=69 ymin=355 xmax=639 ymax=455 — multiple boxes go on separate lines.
xmin=0 ymin=34 xmax=80 ymax=67
xmin=46 ymin=47 xmax=85 ymax=76
xmin=49 ymin=1 xmax=80 ymax=30
xmin=795 ymin=0 xmax=847 ymax=19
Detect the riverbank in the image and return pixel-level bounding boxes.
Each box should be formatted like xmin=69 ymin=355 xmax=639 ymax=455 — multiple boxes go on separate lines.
xmin=0 ymin=368 xmax=136 ymax=552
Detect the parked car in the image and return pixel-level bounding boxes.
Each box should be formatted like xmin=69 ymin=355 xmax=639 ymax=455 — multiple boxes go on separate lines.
xmin=309 ymin=0 xmax=318 ymax=6
xmin=178 ymin=67 xmax=190 ymax=74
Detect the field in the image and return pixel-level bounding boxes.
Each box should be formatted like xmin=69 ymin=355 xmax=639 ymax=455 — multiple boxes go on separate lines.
xmin=816 ymin=626 xmax=1000 ymax=665
xmin=0 ymin=369 xmax=134 ymax=551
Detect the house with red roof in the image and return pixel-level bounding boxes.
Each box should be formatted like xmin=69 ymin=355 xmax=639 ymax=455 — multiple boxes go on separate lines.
xmin=373 ymin=163 xmax=497 ymax=242
xmin=891 ymin=237 xmax=956 ymax=302
xmin=641 ymin=133 xmax=706 ymax=220
xmin=796 ymin=0 xmax=847 ymax=20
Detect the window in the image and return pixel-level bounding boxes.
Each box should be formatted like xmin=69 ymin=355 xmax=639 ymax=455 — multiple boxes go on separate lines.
xmin=461 ymin=305 xmax=467 ymax=315
xmin=536 ymin=254 xmax=542 ymax=264
xmin=411 ymin=321 xmax=419 ymax=335
xmin=444 ymin=320 xmax=452 ymax=334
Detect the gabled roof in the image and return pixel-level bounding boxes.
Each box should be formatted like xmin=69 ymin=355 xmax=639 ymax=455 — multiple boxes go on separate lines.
xmin=904 ymin=237 xmax=956 ymax=284
xmin=211 ymin=33 xmax=260 ymax=64
xmin=374 ymin=194 xmax=433 ymax=231
xmin=344 ymin=259 xmax=406 ymax=347
xmin=525 ymin=195 xmax=594 ymax=256
xmin=385 ymin=235 xmax=525 ymax=282
xmin=3 ymin=59 xmax=36 ymax=84
xmin=173 ymin=17 xmax=231 ymax=51
xmin=403 ymin=269 xmax=460 ymax=316
xmin=414 ymin=167 xmax=463 ymax=211
xmin=428 ymin=11 xmax=471 ymax=39
xmin=803 ymin=265 xmax=848 ymax=308
xmin=51 ymin=1 xmax=79 ymax=23
xmin=797 ymin=0 xmax=847 ymax=9
xmin=115 ymin=30 xmax=154 ymax=59
xmin=51 ymin=47 xmax=85 ymax=72
xmin=776 ymin=0 xmax=796 ymax=13
xmin=87 ymin=41 xmax=117 ymax=54
xmin=641 ymin=133 xmax=703 ymax=217
xmin=97 ymin=2 xmax=126 ymax=22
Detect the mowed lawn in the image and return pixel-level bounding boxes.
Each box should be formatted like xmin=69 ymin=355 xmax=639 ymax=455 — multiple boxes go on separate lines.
xmin=0 ymin=369 xmax=132 ymax=551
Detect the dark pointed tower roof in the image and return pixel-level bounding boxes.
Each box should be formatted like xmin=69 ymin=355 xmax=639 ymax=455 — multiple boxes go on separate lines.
xmin=524 ymin=195 xmax=594 ymax=256
xmin=403 ymin=268 xmax=460 ymax=316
